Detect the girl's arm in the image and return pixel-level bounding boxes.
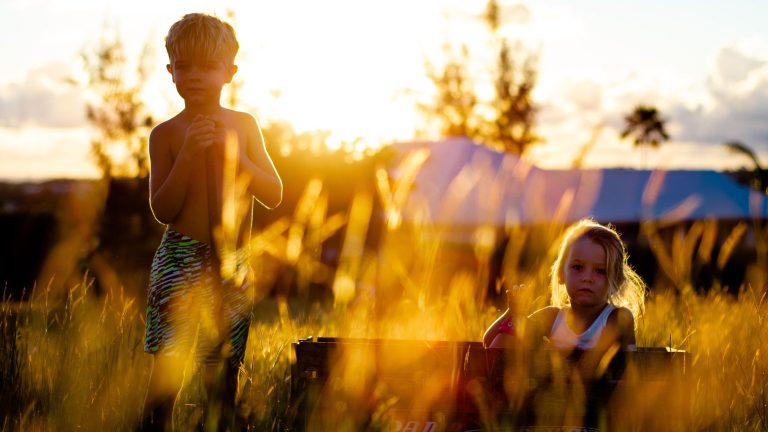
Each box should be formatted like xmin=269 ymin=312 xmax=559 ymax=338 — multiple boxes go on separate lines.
xmin=484 ymin=306 xmax=559 ymax=348
xmin=483 ymin=309 xmax=513 ymax=348
xmin=526 ymin=306 xmax=560 ymax=345
xmin=484 ymin=282 xmax=559 ymax=348
xmin=484 ymin=285 xmax=521 ymax=348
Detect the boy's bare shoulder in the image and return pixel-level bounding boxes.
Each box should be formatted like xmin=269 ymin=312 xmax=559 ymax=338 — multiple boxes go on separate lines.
xmin=223 ymin=108 xmax=258 ymax=128
xmin=150 ymin=115 xmax=184 ymax=141
xmin=149 ymin=115 xmax=188 ymax=155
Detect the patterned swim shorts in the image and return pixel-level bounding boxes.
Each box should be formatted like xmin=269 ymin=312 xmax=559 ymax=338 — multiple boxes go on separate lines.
xmin=144 ymin=229 xmax=252 ymax=367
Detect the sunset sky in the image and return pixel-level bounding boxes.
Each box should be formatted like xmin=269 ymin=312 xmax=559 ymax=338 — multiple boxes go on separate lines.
xmin=1 ymin=0 xmax=768 ymax=180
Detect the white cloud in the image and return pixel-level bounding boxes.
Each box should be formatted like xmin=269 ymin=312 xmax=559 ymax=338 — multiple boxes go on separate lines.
xmin=563 ymin=79 xmax=603 ymax=113
xmin=714 ymin=45 xmax=765 ymax=84
xmin=0 ymin=126 xmax=97 ymax=180
xmin=0 ymin=62 xmax=87 ymax=128
xmin=671 ymin=45 xmax=768 ymax=149
xmin=534 ymin=42 xmax=768 ymax=169
xmin=497 ymin=3 xmax=532 ymax=26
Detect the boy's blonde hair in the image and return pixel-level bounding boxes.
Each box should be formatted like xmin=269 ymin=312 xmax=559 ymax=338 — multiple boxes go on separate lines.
xmin=550 ymin=219 xmax=646 ymax=323
xmin=165 ymin=13 xmax=239 ymax=64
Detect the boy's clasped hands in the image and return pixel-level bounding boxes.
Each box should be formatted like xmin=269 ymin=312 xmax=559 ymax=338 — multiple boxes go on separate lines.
xmin=183 ymin=114 xmax=228 ymax=156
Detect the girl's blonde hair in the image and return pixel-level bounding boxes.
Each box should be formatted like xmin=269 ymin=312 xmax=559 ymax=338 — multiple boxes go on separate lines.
xmin=549 ymin=219 xmax=646 ymax=323
xmin=165 ymin=13 xmax=239 ymax=64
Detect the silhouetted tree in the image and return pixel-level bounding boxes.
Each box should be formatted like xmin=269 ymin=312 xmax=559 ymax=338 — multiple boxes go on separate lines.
xmin=420 ymin=0 xmax=539 ymax=156
xmin=77 ymin=28 xmax=159 ymax=297
xmin=485 ymin=38 xmax=539 ymax=155
xmin=81 ymin=28 xmax=153 ymax=179
xmin=620 ymin=105 xmax=670 ymax=149
xmin=421 ymin=45 xmax=480 ymax=139
xmin=725 ymin=140 xmax=767 ymax=193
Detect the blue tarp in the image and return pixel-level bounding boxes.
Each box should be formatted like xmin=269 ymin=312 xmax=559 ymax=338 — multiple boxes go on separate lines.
xmin=388 ymin=137 xmax=768 ymax=226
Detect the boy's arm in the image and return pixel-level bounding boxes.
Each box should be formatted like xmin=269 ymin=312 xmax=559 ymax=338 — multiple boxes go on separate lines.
xmin=238 ymin=113 xmax=283 ymax=209
xmin=149 ymin=116 xmax=215 ymax=223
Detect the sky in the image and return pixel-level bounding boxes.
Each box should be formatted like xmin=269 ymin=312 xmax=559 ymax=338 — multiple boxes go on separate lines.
xmin=1 ymin=0 xmax=768 ymax=180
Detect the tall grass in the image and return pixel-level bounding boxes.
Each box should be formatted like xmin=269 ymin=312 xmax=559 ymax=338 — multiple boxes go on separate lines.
xmin=637 ymin=219 xmax=768 ymax=431
xmin=2 ymin=150 xmax=767 ymax=430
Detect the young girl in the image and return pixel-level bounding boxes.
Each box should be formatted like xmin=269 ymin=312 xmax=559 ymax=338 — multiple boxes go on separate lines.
xmin=483 ymin=219 xmax=645 ymax=352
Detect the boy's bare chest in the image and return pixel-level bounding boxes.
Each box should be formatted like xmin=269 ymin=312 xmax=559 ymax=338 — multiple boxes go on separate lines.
xmin=168 ymin=121 xmax=247 ymax=202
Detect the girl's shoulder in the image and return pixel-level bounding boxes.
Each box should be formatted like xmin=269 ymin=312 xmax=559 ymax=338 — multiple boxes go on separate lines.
xmin=606 ymin=306 xmax=636 ymax=347
xmin=528 ymin=306 xmax=561 ymax=332
xmin=608 ymin=306 xmax=635 ymax=329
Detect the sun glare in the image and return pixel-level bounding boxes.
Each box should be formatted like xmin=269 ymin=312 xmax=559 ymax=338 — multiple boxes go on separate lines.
xmin=3 ymin=0 xmax=763 ymax=180
xmin=199 ymin=0 xmax=454 ymax=154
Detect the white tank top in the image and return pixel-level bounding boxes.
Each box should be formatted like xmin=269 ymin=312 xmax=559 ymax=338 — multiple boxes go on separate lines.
xmin=549 ymin=304 xmax=615 ymax=350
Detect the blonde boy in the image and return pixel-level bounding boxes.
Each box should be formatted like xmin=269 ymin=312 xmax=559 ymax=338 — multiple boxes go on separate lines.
xmin=142 ymin=12 xmax=282 ymax=429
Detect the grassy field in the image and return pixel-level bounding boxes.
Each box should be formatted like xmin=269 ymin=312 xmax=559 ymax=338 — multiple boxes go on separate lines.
xmin=2 ymin=171 xmax=767 ymax=431
xmin=3 ymin=259 xmax=767 ymax=430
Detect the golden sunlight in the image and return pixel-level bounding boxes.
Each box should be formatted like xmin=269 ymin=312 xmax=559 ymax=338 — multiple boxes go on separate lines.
xmin=4 ymin=1 xmax=768 ymax=430
xmin=217 ymin=0 xmax=458 ymax=152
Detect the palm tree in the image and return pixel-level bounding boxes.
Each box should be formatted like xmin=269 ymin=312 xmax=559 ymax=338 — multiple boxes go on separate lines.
xmin=620 ymin=105 xmax=670 ymax=167
xmin=620 ymin=105 xmax=670 ymax=148
xmin=725 ymin=140 xmax=767 ymax=193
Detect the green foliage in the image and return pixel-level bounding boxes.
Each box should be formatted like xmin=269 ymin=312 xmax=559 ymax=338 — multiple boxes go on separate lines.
xmin=80 ymin=28 xmax=154 ymax=179
xmin=420 ymin=0 xmax=539 ymax=156
xmin=485 ymin=39 xmax=539 ymax=155
xmin=422 ymin=45 xmax=480 ymax=141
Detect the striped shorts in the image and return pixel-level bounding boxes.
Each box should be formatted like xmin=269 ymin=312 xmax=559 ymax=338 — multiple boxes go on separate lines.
xmin=144 ymin=229 xmax=252 ymax=367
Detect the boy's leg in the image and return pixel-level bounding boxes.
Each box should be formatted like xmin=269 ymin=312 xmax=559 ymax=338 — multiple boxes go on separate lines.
xmin=223 ymin=309 xmax=251 ymax=429
xmin=201 ymin=249 xmax=252 ymax=431
xmin=223 ymin=359 xmax=242 ymax=430
xmin=143 ymin=230 xmax=223 ymax=430
xmin=141 ymin=354 xmax=185 ymax=431
xmin=199 ymin=328 xmax=249 ymax=431
xmin=200 ymin=359 xmax=239 ymax=432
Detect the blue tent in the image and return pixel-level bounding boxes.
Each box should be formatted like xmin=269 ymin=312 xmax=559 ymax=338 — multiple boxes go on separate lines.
xmin=387 ymin=137 xmax=768 ymax=227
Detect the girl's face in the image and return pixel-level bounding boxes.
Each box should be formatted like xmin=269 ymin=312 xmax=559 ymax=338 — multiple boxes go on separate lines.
xmin=562 ymin=236 xmax=609 ymax=309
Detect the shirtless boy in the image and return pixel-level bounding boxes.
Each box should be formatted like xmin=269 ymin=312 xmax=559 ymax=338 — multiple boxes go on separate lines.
xmin=142 ymin=12 xmax=282 ymax=430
